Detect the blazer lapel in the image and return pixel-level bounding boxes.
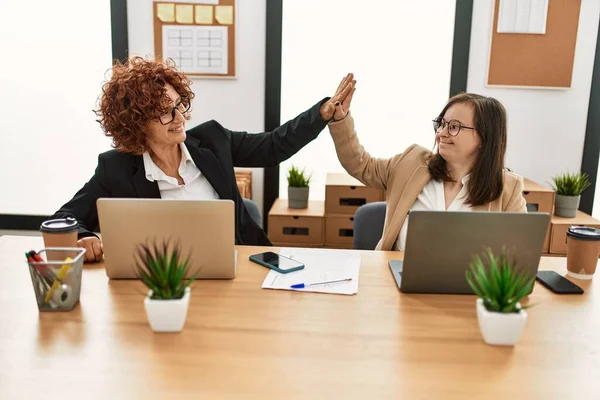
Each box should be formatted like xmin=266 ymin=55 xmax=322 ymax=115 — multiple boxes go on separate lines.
xmin=185 ymin=137 xmax=233 ymax=200
xmin=132 ymin=156 xmax=161 ymax=198
xmin=381 ymin=165 xmax=431 ymax=250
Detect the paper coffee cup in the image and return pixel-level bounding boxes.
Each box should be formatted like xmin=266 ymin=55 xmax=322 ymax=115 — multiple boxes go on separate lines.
xmin=566 ymin=226 xmax=600 ymax=280
xmin=40 ymin=218 xmax=79 ymax=260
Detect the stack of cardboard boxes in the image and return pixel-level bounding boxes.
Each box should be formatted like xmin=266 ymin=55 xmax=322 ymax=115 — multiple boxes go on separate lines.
xmin=323 ymin=173 xmax=383 ymax=248
xmin=268 ymin=173 xmax=599 ymax=254
xmin=267 ymin=173 xmax=383 ymax=248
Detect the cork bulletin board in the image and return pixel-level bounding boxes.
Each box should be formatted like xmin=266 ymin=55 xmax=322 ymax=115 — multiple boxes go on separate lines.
xmin=487 ymin=0 xmax=582 ymax=88
xmin=153 ymin=0 xmax=236 ymax=78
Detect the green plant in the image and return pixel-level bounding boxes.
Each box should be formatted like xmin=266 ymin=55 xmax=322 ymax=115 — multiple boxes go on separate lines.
xmin=550 ymin=172 xmax=591 ymax=196
xmin=287 ymin=165 xmax=311 ymax=187
xmin=134 ymin=239 xmax=198 ymax=300
xmin=465 ymin=248 xmax=534 ymax=313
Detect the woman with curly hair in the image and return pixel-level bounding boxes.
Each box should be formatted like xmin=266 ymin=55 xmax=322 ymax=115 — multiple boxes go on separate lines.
xmin=51 ymin=57 xmax=354 ymax=262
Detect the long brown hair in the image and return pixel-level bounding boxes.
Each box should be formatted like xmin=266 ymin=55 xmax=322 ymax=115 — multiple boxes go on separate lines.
xmin=428 ymin=93 xmax=507 ymax=206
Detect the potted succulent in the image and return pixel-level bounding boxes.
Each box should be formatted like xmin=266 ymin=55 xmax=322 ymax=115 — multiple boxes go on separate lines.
xmin=550 ymin=172 xmax=591 ymax=218
xmin=465 ymin=248 xmax=535 ymax=346
xmin=135 ymin=239 xmax=198 ymax=333
xmin=287 ymin=165 xmax=311 ymax=209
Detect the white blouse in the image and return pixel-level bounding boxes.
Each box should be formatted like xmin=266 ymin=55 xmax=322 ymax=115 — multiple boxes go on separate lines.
xmin=395 ymin=174 xmax=472 ymax=251
xmin=142 ymin=143 xmax=219 ymax=200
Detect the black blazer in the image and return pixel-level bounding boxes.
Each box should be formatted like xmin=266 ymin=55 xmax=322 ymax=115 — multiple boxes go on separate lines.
xmin=52 ymin=98 xmax=329 ymax=246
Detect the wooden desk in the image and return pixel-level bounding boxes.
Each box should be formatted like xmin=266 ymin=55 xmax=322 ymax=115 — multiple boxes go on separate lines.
xmin=1 ymin=236 xmax=599 ymax=399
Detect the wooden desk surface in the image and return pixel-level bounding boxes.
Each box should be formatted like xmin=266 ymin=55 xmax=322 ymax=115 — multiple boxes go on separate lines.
xmin=1 ymin=236 xmax=599 ymax=399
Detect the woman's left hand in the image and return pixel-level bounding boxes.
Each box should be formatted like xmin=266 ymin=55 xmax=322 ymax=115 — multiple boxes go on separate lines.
xmin=320 ymin=73 xmax=356 ymax=122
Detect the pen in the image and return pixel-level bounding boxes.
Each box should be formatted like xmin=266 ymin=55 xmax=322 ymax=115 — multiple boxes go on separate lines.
xmin=290 ymin=278 xmax=353 ymax=289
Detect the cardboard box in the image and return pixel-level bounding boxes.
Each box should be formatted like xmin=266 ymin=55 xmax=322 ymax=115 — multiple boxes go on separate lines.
xmin=324 ymin=215 xmax=355 ymax=248
xmin=268 ymin=199 xmax=324 ymax=246
xmin=522 ymin=178 xmax=555 ymax=215
xmin=325 ymin=173 xmax=383 ymax=215
xmin=549 ymin=211 xmax=600 ymax=255
xmin=522 ymin=178 xmax=555 ymax=253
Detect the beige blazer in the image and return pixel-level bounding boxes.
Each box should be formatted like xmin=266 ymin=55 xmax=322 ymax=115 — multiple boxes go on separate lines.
xmin=328 ymin=114 xmax=527 ymax=251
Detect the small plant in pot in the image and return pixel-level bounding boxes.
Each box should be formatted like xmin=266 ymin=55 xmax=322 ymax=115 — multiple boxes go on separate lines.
xmin=135 ymin=239 xmax=198 ymax=333
xmin=465 ymin=248 xmax=535 ymax=346
xmin=550 ymin=172 xmax=591 ymax=218
xmin=287 ymin=165 xmax=311 ymax=209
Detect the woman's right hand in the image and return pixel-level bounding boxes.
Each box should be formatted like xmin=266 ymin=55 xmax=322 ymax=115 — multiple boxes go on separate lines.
xmin=332 ymin=73 xmax=356 ymax=121
xmin=77 ymin=236 xmax=103 ymax=263
xmin=320 ymin=73 xmax=356 ymax=122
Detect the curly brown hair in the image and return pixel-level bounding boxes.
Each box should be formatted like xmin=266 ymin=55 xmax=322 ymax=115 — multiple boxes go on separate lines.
xmin=95 ymin=56 xmax=195 ymax=154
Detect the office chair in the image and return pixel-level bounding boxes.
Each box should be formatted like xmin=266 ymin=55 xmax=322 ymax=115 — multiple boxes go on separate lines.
xmin=353 ymin=201 xmax=386 ymax=250
xmin=243 ymin=198 xmax=262 ymax=228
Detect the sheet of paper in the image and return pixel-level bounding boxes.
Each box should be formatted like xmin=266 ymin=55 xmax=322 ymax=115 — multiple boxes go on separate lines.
xmin=157 ymin=3 xmax=175 ymax=22
xmin=215 ymin=5 xmax=233 ymax=24
xmin=497 ymin=0 xmax=548 ymax=34
xmin=175 ymin=4 xmax=194 ymax=24
xmin=195 ymin=5 xmax=214 ymax=24
xmin=261 ymin=248 xmax=361 ymax=295
xmin=162 ymin=25 xmax=228 ymax=74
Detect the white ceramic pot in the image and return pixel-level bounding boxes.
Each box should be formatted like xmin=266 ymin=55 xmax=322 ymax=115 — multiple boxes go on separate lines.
xmin=476 ymin=298 xmax=528 ymax=346
xmin=144 ymin=287 xmax=191 ymax=332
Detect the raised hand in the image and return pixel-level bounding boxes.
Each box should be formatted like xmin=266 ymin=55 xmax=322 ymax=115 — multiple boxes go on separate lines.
xmin=320 ymin=73 xmax=356 ymax=122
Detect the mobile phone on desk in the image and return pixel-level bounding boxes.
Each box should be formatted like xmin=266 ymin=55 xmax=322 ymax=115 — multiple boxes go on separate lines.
xmin=249 ymin=251 xmax=304 ymax=274
xmin=536 ymin=271 xmax=584 ymax=294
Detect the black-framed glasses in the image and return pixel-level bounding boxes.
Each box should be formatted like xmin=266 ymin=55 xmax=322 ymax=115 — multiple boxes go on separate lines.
xmin=432 ymin=117 xmax=475 ymax=137
xmin=159 ymin=99 xmax=191 ymax=125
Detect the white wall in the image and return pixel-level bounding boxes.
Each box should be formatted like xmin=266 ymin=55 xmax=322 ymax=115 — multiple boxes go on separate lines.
xmin=467 ymin=0 xmax=600 ymax=188
xmin=0 ymin=0 xmax=113 ymax=215
xmin=279 ymin=0 xmax=457 ymax=200
xmin=127 ymin=0 xmax=266 ymax=211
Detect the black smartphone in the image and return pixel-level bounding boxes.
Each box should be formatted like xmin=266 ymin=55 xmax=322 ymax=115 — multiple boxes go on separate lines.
xmin=536 ymin=271 xmax=584 ymax=294
xmin=249 ymin=251 xmax=305 ymax=274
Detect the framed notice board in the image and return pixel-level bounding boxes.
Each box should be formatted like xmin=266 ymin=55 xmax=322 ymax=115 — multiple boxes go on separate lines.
xmin=153 ymin=0 xmax=236 ymax=78
xmin=487 ymin=0 xmax=582 ymax=88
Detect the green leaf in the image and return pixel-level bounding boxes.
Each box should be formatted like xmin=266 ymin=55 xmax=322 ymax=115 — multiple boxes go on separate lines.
xmin=550 ymin=172 xmax=591 ymax=196
xmin=133 ymin=238 xmax=198 ymax=299
xmin=466 ymin=248 xmax=537 ymax=313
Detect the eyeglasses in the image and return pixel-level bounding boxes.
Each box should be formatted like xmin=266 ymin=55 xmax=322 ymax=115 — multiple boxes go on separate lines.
xmin=159 ymin=99 xmax=191 ymax=125
xmin=432 ymin=117 xmax=475 ymax=137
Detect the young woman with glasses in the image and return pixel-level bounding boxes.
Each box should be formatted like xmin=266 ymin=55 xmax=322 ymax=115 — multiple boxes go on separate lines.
xmin=327 ymin=73 xmax=527 ymax=251
xmin=51 ymin=57 xmax=353 ymax=262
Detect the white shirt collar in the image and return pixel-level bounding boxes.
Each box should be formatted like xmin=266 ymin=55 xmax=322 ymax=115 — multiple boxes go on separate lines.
xmin=143 ymin=143 xmax=195 ymax=182
xmin=460 ymin=173 xmax=471 ymax=186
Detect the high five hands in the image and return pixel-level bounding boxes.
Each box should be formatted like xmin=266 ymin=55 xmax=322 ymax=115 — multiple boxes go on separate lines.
xmin=319 ymin=73 xmax=356 ymax=122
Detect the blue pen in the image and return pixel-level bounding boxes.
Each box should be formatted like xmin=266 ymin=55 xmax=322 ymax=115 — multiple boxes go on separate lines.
xmin=290 ymin=278 xmax=353 ymax=289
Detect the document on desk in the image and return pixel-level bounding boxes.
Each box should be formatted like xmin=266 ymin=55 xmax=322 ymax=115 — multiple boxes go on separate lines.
xmin=261 ymin=248 xmax=361 ymax=295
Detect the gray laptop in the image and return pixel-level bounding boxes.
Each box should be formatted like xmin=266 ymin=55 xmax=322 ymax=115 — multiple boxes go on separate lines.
xmin=389 ymin=211 xmax=550 ymax=294
xmin=97 ymin=198 xmax=237 ymax=279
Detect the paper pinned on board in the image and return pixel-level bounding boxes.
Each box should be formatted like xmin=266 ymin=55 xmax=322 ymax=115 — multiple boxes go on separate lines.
xmin=261 ymin=248 xmax=361 ymax=295
xmin=175 ymin=4 xmax=194 ymax=24
xmin=215 ymin=5 xmax=234 ymax=24
xmin=195 ymin=5 xmax=214 ymax=24
xmin=157 ymin=3 xmax=175 ymax=22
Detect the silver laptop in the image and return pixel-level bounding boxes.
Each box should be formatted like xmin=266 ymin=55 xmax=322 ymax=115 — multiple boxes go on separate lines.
xmin=97 ymin=198 xmax=236 ymax=279
xmin=389 ymin=211 xmax=550 ymax=294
